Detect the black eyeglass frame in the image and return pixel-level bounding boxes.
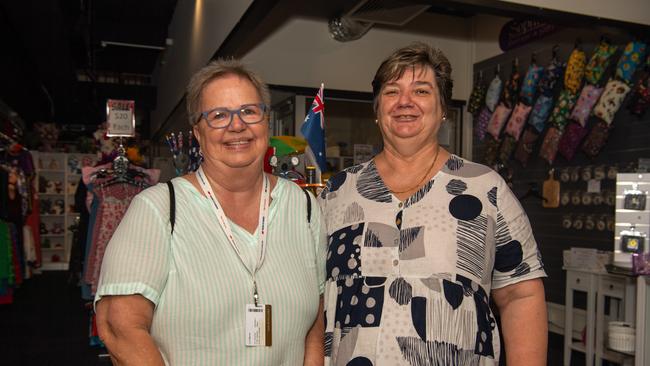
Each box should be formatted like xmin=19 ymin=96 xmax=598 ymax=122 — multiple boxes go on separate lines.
xmin=196 ymin=103 xmax=269 ymax=129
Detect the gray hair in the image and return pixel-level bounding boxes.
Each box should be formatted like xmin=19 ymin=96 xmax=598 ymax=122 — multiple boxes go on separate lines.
xmin=186 ymin=58 xmax=271 ymax=126
xmin=371 ymin=42 xmax=453 ymax=115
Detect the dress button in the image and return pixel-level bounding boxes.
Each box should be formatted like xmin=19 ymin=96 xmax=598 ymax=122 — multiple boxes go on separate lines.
xmin=398 ymin=202 xmax=403 ymax=208
xmin=393 ymin=259 xmax=399 ymax=266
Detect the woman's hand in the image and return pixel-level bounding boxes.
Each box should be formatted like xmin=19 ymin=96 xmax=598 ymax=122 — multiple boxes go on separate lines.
xmin=96 ymin=294 xmax=165 ymax=366
xmin=304 ymin=296 xmax=325 ymax=366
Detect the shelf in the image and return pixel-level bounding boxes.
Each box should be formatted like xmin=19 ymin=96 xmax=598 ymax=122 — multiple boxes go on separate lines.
xmin=40 ymin=214 xmax=65 ymax=217
xmin=41 ymin=234 xmax=64 ymax=238
xmin=38 ymin=169 xmax=65 ymax=173
xmin=39 ymin=193 xmax=64 ymax=196
xmin=41 ymin=261 xmax=69 ymax=271
xmin=606 ymin=346 xmax=635 ymax=357
xmin=570 ymin=341 xmax=586 ymax=353
xmin=603 ymin=347 xmax=634 ymax=363
xmin=41 ymin=247 xmax=65 ymax=252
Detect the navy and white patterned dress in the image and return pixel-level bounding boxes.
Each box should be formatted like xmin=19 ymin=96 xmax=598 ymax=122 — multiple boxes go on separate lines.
xmin=318 ymin=155 xmax=546 ymax=366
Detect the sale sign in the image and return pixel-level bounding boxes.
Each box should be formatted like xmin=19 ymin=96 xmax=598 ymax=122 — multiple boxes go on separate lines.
xmin=106 ymin=99 xmax=135 ymax=137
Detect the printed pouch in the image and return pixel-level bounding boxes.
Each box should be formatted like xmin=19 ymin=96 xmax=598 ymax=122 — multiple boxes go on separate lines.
xmin=538 ymin=59 xmax=565 ymax=97
xmin=504 ymin=102 xmax=532 ymax=140
xmin=548 ymin=89 xmax=578 ymax=131
xmin=564 ymin=48 xmax=587 ymax=94
xmin=501 ymin=67 xmax=521 ymax=108
xmin=616 ymin=41 xmax=647 ymax=85
xmin=570 ymin=84 xmax=604 ymax=127
xmin=528 ymin=94 xmax=554 ymax=133
xmin=520 ymin=64 xmax=544 ymax=105
xmin=558 ymin=122 xmax=588 ymax=161
xmin=581 ymin=120 xmax=611 ymax=157
xmin=483 ymin=135 xmax=501 ymax=167
xmin=593 ymin=79 xmax=631 ymax=125
xmin=487 ymin=103 xmax=512 ymax=140
xmin=485 ymin=75 xmax=503 ymax=112
xmin=628 ymin=70 xmax=650 ymax=117
xmin=467 ymin=81 xmax=487 ymax=115
xmin=514 ymin=127 xmax=539 ymax=167
xmin=475 ymin=106 xmax=492 ymax=141
xmin=499 ymin=135 xmax=518 ymax=163
xmin=584 ymin=40 xmax=618 ymax=86
xmin=539 ymin=126 xmax=563 ymax=165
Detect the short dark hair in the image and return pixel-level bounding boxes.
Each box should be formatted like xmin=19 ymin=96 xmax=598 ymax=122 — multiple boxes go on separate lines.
xmin=186 ymin=58 xmax=270 ymax=126
xmin=371 ymin=42 xmax=453 ymax=114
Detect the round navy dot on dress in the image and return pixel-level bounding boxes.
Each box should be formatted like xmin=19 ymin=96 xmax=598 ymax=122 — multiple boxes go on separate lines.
xmin=328 ymin=171 xmax=347 ymax=193
xmin=494 ymin=240 xmax=524 ymax=272
xmin=346 ymin=356 xmax=373 ymax=366
xmin=443 ymin=280 xmax=464 ymax=310
xmin=449 ymin=194 xmax=483 ymax=220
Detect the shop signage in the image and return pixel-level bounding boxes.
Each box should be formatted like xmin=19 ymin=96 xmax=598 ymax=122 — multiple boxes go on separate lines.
xmin=499 ymin=19 xmax=558 ymax=51
xmin=106 ymin=99 xmax=135 ymax=137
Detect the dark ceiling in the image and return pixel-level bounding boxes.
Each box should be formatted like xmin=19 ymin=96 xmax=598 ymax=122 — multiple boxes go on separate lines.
xmin=2 ymin=0 xmax=648 ymax=139
xmin=0 ymin=0 xmax=177 ymax=132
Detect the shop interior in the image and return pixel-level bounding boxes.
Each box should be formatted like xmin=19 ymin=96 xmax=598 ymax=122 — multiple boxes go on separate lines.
xmin=1 ymin=0 xmax=650 ymax=364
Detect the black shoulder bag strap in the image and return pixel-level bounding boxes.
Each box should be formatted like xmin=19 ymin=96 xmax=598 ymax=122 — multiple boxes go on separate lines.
xmin=303 ymin=188 xmax=312 ymax=224
xmin=167 ymin=181 xmax=176 ymax=234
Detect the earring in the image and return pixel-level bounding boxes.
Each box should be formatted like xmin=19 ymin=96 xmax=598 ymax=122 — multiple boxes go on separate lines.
xmin=374 ymin=119 xmax=378 ymax=124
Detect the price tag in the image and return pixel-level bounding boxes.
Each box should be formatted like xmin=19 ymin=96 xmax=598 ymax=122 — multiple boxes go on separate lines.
xmin=107 ymin=99 xmax=135 ymax=137
xmin=587 ymin=179 xmax=601 ymax=193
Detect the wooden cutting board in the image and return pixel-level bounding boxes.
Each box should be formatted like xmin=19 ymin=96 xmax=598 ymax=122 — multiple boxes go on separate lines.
xmin=543 ymin=169 xmax=560 ymax=208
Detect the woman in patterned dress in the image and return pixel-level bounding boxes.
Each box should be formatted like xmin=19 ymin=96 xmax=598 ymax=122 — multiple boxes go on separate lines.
xmin=319 ymin=43 xmax=547 ymax=366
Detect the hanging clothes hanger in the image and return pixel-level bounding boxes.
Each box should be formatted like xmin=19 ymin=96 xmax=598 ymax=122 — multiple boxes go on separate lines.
xmin=90 ymin=139 xmax=150 ymax=189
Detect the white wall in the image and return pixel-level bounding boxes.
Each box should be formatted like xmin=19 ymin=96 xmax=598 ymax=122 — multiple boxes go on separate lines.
xmin=241 ymin=13 xmax=478 ymax=158
xmin=242 ymin=13 xmax=474 ymax=101
xmin=471 ymin=14 xmax=510 ymax=63
xmin=150 ymin=0 xmax=254 ymax=134
xmin=499 ymin=0 xmax=650 ymax=26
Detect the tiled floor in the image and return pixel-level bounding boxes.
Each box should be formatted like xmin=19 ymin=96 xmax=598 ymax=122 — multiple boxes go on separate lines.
xmin=0 ymin=271 xmax=110 ymax=366
xmin=0 ymin=271 xmax=580 ymax=366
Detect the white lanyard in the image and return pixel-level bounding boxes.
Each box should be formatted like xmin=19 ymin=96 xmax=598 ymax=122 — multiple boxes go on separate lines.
xmin=196 ymin=165 xmax=270 ymax=306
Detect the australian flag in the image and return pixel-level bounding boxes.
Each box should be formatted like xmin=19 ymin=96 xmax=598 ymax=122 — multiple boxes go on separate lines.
xmin=301 ymin=84 xmax=327 ymax=171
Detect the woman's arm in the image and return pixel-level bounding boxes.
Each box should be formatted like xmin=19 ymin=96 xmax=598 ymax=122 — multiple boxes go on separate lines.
xmin=96 ymin=294 xmax=165 ymax=366
xmin=492 ymin=278 xmax=547 ymax=366
xmin=303 ymin=296 xmax=325 ymax=366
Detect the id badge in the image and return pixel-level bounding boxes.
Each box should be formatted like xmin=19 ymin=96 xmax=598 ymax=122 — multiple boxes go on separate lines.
xmin=245 ymin=304 xmax=272 ymax=347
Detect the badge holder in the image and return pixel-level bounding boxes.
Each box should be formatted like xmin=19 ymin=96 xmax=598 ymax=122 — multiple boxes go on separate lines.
xmin=245 ymin=286 xmax=272 ymax=347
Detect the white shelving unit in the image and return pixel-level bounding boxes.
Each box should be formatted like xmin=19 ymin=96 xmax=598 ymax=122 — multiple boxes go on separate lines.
xmin=33 ymin=152 xmax=97 ymax=270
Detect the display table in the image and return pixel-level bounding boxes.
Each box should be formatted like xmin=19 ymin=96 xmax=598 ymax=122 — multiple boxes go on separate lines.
xmin=636 ymin=275 xmax=650 ymax=366
xmin=563 ymin=268 xmax=637 ymax=366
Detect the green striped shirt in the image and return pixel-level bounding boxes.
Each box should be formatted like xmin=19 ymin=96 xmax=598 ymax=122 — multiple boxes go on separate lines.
xmin=95 ymin=177 xmax=326 ymax=365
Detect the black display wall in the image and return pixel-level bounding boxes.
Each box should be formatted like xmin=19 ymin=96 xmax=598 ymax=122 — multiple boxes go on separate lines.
xmin=471 ymin=28 xmax=650 ymax=305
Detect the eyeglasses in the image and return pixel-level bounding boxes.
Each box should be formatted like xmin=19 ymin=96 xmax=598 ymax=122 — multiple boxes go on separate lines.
xmin=197 ymin=103 xmax=268 ymax=129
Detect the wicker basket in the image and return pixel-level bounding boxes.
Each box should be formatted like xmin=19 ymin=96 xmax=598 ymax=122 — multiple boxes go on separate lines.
xmin=608 ymin=321 xmax=635 ymax=354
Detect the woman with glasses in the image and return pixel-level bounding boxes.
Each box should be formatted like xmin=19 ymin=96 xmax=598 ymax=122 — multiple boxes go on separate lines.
xmin=94 ymin=59 xmax=326 ymax=366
